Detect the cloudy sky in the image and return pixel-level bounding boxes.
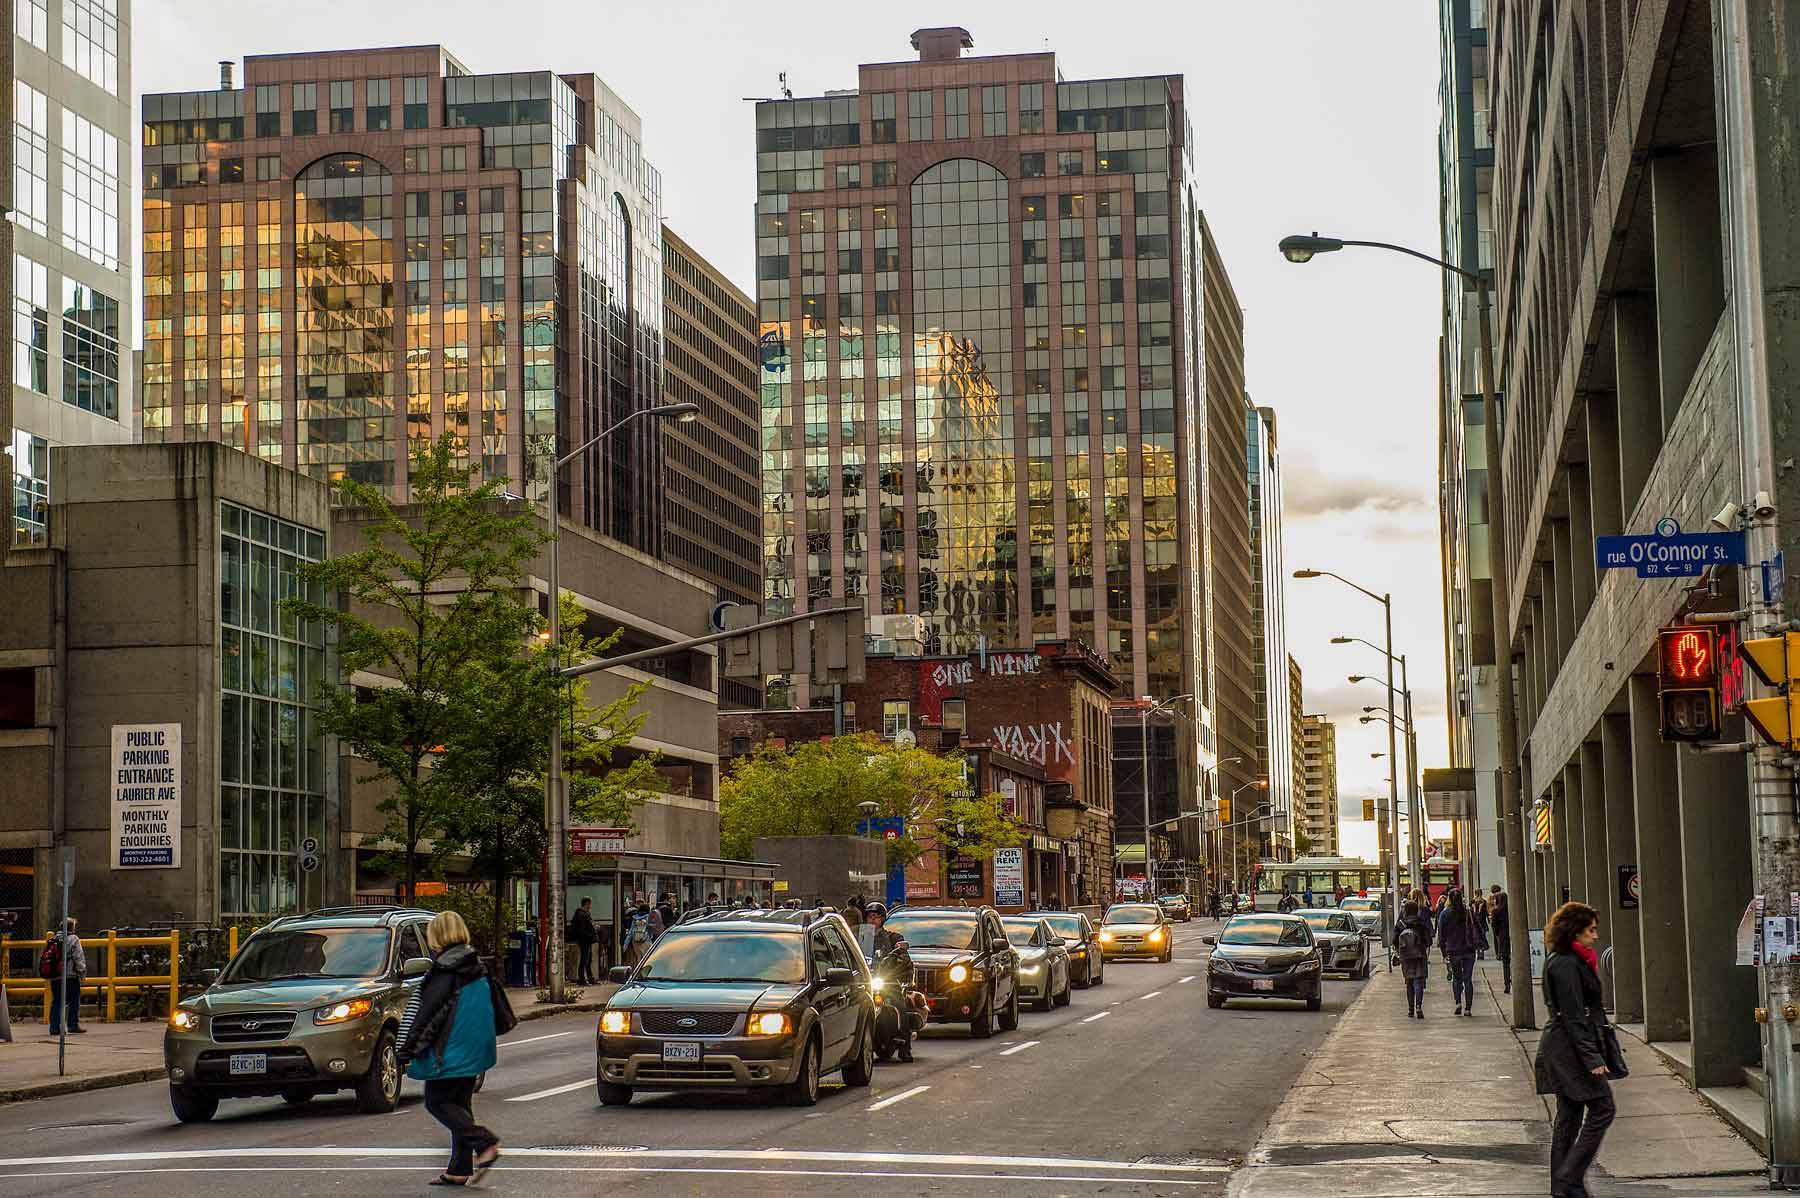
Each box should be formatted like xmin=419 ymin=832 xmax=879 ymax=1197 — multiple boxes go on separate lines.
xmin=137 ymin=0 xmax=1450 ymax=858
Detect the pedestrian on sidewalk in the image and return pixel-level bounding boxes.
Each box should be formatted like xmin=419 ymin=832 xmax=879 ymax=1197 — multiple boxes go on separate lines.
xmin=1396 ymin=900 xmax=1433 ymax=1017
xmin=569 ymin=898 xmax=598 ymax=985
xmin=44 ymin=918 xmax=86 ymax=1035
xmin=399 ymin=910 xmax=503 ymax=1188
xmin=1437 ymin=889 xmax=1479 ymax=1016
xmin=1534 ymin=901 xmax=1617 ymax=1198
xmin=1490 ymin=885 xmax=1513 ymax=993
xmin=1472 ymin=895 xmax=1491 ymax=960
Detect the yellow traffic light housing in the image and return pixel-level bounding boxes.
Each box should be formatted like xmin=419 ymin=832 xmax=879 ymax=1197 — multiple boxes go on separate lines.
xmin=1739 ymin=632 xmax=1800 ymax=750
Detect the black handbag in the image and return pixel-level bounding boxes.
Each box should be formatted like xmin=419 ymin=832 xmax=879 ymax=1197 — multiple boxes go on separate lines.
xmin=1600 ymin=1022 xmax=1628 ymax=1079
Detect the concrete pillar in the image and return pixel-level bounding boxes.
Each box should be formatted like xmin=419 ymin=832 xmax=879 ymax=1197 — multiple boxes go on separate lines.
xmin=1613 ymin=294 xmax=1662 ymax=517
xmin=1551 ymin=521 xmax=1575 ymax=664
xmin=1580 ymin=737 xmax=1609 ymax=938
xmin=1532 ymin=592 xmax=1551 ymax=714
xmin=1599 ymin=712 xmax=1642 ymax=1021
xmin=1629 ymin=673 xmax=1689 ymax=1043
xmin=1568 ymin=465 xmax=1595 ymax=624
xmin=1520 ymin=622 xmax=1539 ymax=735
xmin=1676 ymin=742 xmax=1758 ymax=1086
xmin=1650 ymin=145 xmax=1725 ymax=424
xmin=1586 ymin=391 xmax=1625 ymax=540
xmin=1563 ymin=761 xmax=1588 ymax=904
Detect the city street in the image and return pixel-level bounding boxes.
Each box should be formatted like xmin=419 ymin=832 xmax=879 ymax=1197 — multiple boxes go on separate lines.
xmin=0 ymin=921 xmax=1358 ymax=1195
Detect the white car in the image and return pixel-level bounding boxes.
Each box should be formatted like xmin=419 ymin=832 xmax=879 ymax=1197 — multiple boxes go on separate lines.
xmin=1295 ymin=908 xmax=1372 ymax=978
xmin=1338 ymin=895 xmax=1386 ymax=940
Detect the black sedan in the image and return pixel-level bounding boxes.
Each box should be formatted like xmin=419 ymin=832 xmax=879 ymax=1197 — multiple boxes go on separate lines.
xmin=1027 ymin=910 xmax=1106 ymax=988
xmin=1203 ymin=914 xmax=1323 ymax=1011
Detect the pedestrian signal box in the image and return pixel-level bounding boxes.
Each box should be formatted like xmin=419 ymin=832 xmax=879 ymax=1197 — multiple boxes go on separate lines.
xmin=1740 ymin=632 xmax=1800 ymax=750
xmin=1656 ymin=626 xmax=1721 ymax=742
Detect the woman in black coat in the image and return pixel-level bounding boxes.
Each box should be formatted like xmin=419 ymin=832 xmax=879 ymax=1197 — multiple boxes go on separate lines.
xmin=1534 ymin=901 xmax=1615 ymax=1198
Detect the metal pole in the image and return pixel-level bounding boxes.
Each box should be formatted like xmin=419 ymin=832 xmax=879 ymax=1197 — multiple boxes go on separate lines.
xmin=545 ymin=492 xmax=566 ymax=1005
xmin=1142 ymin=705 xmax=1152 ymax=899
xmin=1401 ymin=655 xmax=1421 ymax=890
xmin=1383 ymin=597 xmax=1399 ymax=966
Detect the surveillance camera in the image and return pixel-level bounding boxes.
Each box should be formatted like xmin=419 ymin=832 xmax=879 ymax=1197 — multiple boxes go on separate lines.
xmin=1711 ymin=501 xmax=1742 ymax=530
xmin=1754 ymin=490 xmax=1777 ymax=520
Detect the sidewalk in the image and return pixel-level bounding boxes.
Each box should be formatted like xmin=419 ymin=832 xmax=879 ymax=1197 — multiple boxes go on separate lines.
xmin=1230 ymin=957 xmax=1765 ymax=1197
xmin=0 ymin=982 xmax=613 ymax=1105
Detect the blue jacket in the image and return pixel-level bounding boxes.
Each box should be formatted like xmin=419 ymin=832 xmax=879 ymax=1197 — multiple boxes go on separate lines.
xmin=398 ymin=944 xmax=498 ymax=1081
xmin=1437 ymin=906 xmax=1479 ymax=957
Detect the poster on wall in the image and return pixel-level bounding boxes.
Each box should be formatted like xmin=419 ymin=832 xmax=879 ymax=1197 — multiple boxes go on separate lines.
xmin=110 ymin=723 xmax=181 ymax=869
xmin=948 ymin=856 xmax=984 ymax=899
xmin=993 ymin=847 xmax=1025 ymax=907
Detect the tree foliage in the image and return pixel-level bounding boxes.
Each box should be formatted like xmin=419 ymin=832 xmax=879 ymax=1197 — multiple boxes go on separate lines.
xmin=719 ymin=732 xmax=1022 ymax=865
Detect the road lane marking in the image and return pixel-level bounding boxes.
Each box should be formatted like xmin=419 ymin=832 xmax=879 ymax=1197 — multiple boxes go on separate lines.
xmin=4 ymin=1165 xmax=1215 ymax=1186
xmin=997 ymin=1039 xmax=1040 ymax=1056
xmin=502 ymin=1031 xmax=576 ymax=1048
xmin=1140 ymin=990 xmax=1163 ymax=1000
xmin=1178 ymin=975 xmax=1196 ymax=984
xmin=505 ymin=1079 xmax=591 ymax=1102
xmin=865 ymin=1084 xmax=931 ymax=1112
xmin=1081 ymin=1010 xmax=1110 ymax=1023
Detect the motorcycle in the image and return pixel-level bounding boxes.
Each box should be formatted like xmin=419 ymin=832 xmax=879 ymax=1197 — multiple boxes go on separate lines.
xmin=867 ymin=944 xmax=926 ymax=1063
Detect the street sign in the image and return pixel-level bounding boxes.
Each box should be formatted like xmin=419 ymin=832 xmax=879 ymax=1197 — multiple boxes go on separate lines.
xmin=300 ymin=853 xmax=320 ymax=874
xmin=300 ymin=837 xmax=319 ymax=855
xmin=1618 ymin=864 xmax=1639 ymax=910
xmin=993 ymin=848 xmax=1025 ymax=907
xmin=1596 ymin=518 xmax=1746 ymax=578
xmin=709 ymin=601 xmax=740 ymax=633
xmin=569 ymin=827 xmax=629 ymax=855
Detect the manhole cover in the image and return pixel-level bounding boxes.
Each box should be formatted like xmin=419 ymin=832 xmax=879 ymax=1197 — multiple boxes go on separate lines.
xmin=532 ymin=1144 xmax=649 ymax=1154
xmin=1134 ymin=1154 xmax=1222 ymax=1168
xmin=29 ymin=1119 xmax=139 ymax=1131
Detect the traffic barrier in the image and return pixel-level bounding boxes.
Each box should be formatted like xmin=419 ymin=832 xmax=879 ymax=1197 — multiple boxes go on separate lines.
xmin=0 ymin=929 xmax=180 ymax=1022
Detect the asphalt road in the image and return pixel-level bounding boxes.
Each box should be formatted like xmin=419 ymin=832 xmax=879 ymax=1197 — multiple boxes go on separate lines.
xmin=0 ymin=920 xmax=1364 ymax=1195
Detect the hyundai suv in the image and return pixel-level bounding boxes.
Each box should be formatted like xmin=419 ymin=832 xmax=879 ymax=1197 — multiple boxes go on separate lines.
xmin=163 ymin=906 xmax=437 ymax=1123
xmin=883 ymin=906 xmax=1021 ymax=1037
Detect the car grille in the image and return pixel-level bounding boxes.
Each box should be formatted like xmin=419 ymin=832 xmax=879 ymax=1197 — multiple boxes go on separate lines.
xmin=918 ymin=967 xmax=948 ymax=994
xmin=638 ymin=1011 xmax=739 ymax=1036
xmin=636 ymin=1063 xmax=736 ymax=1083
xmin=211 ymin=1012 xmax=299 ymax=1042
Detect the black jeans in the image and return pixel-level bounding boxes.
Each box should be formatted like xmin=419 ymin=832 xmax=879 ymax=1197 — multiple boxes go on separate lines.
xmin=423 ymin=1076 xmax=497 ymax=1176
xmin=1551 ymin=1088 xmax=1615 ymax=1195
xmin=1495 ymin=937 xmax=1512 ymax=988
xmin=1405 ymin=976 xmax=1425 ymax=1010
xmin=576 ymin=941 xmax=593 ymax=984
xmin=1448 ymin=954 xmax=1477 ymax=1010
xmin=47 ymin=975 xmax=82 ymax=1033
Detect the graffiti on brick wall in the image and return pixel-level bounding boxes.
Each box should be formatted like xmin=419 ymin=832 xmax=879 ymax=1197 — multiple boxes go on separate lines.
xmin=985 ymin=652 xmax=1041 ymax=677
xmin=992 ymin=721 xmax=1074 ymax=768
xmin=930 ymin=659 xmax=975 ymax=689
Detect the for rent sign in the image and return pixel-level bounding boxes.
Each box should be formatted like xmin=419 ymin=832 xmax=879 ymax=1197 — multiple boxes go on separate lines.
xmin=111 ymin=723 xmax=181 ymax=869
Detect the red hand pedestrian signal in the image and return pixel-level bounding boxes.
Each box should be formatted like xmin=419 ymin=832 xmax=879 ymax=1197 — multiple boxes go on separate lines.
xmin=1656 ymin=626 xmax=1721 ymax=742
xmin=1658 ymin=628 xmax=1717 ymax=685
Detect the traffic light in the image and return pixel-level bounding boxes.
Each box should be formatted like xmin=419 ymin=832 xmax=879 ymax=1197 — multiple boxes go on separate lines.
xmin=1656 ymin=625 xmax=1721 ymax=742
xmin=1740 ymin=632 xmax=1800 ymax=750
xmin=1361 ymin=799 xmax=1376 ymax=822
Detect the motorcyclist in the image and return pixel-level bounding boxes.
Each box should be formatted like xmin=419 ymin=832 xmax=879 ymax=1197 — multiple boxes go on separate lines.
xmin=860 ymin=903 xmax=917 ymax=1063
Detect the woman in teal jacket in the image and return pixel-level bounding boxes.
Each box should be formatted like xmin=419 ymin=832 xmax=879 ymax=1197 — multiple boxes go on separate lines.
xmin=398 ymin=911 xmax=501 ymax=1186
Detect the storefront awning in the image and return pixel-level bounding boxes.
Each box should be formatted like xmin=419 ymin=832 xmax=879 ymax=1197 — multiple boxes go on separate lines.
xmin=574 ymin=849 xmax=779 ymax=880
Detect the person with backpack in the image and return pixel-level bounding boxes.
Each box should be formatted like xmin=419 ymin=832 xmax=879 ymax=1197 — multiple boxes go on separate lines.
xmin=41 ymin=917 xmax=86 ymax=1035
xmin=1438 ymin=888 xmax=1481 ymax=1016
xmin=398 ymin=910 xmax=511 ymax=1188
xmin=1396 ymin=900 xmax=1434 ymax=1018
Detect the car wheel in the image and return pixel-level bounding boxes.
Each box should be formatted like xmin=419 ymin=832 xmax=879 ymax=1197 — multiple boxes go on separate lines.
xmin=1306 ymin=986 xmax=1323 ymax=1012
xmin=169 ymin=1085 xmax=218 ymax=1124
xmin=1034 ymin=984 xmax=1053 ymax=1012
xmin=1206 ymin=993 xmax=1224 ymax=1010
xmin=969 ymin=990 xmax=994 ymax=1039
xmin=280 ymin=1088 xmax=313 ymax=1106
xmin=782 ymin=1036 xmax=822 ymax=1106
xmin=842 ymin=1023 xmax=874 ymax=1087
xmin=998 ymin=981 xmax=1021 ymax=1032
xmin=1092 ymin=958 xmax=1105 ymax=987
xmin=354 ymin=1028 xmax=401 ymax=1114
xmin=875 ymin=1037 xmax=896 ymax=1063
xmin=597 ymin=1080 xmax=633 ymax=1107
xmin=1054 ymin=972 xmax=1072 ymax=1007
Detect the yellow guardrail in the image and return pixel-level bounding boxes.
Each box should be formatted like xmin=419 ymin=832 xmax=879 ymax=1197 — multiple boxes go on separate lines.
xmin=0 ymin=930 xmax=181 ymax=1022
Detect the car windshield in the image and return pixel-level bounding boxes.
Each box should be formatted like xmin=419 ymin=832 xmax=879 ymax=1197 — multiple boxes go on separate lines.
xmin=1158 ymin=895 xmax=1186 ymax=904
xmin=1342 ymin=898 xmax=1380 ymax=911
xmin=884 ymin=913 xmax=979 ymax=950
xmin=1105 ymin=905 xmax=1161 ymax=925
xmin=1221 ymin=917 xmax=1312 ymax=947
xmin=1299 ymin=912 xmax=1335 ymax=932
xmin=223 ymin=928 xmax=392 ymax=982
xmin=1000 ymin=920 xmax=1041 ymax=946
xmin=1041 ymin=915 xmax=1086 ymax=939
xmin=636 ymin=931 xmax=807 ymax=983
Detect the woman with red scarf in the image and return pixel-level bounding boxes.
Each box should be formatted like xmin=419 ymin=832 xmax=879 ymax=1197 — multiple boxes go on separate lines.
xmin=1533 ymin=901 xmax=1616 ymax=1198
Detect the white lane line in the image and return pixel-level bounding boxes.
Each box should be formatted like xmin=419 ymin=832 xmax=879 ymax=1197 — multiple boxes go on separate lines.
xmin=501 ymin=1030 xmax=576 ymax=1048
xmin=1081 ymin=1010 xmax=1110 ymax=1023
xmin=0 ymin=1146 xmax=1224 ymax=1174
xmin=5 ymin=1165 xmax=1216 ymax=1186
xmin=504 ymin=1078 xmax=591 ymax=1102
xmin=997 ymin=1039 xmax=1040 ymax=1056
xmin=865 ymin=1084 xmax=931 ymax=1112
xmin=1177 ymin=975 xmax=1196 ymax=984
xmin=1140 ymin=990 xmax=1164 ymax=1000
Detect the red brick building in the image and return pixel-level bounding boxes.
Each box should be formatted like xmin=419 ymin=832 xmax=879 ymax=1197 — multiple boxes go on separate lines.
xmin=721 ymin=639 xmax=1118 ymax=907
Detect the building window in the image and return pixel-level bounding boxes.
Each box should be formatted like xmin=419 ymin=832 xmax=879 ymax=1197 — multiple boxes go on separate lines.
xmin=1019 ymin=83 xmax=1045 ymax=134
xmin=15 ymin=0 xmax=46 ymax=48
xmin=60 ymin=107 xmax=120 ymax=270
xmin=13 ymin=82 xmax=49 ymax=237
xmin=982 ymin=85 xmax=1006 ymax=137
xmin=255 ymin=85 xmax=280 ymax=138
xmin=256 ymin=155 xmax=281 ymax=181
xmin=366 ymin=79 xmax=391 ymax=131
xmin=403 ymin=76 xmax=430 ymax=129
xmin=13 ymin=255 xmax=48 ymax=395
xmin=441 ymin=145 xmax=466 ymax=173
xmin=61 ymin=279 xmax=119 ymax=419
xmin=944 ymin=88 xmax=969 ymax=138
xmin=871 ymin=92 xmax=896 ymax=144
xmin=10 ymin=428 xmax=49 ymax=547
xmin=60 ymin=0 xmax=118 ymax=95
xmin=1059 ymin=151 xmax=1083 ymax=176
xmin=219 ymin=157 xmax=244 ymax=183
xmin=941 ymin=698 xmax=967 ymax=732
xmin=328 ymin=81 xmax=354 ymax=133
xmin=403 ymin=146 xmax=427 ymax=173
xmin=292 ymin=83 xmax=317 ymax=135
xmin=883 ymin=700 xmax=911 ymax=739
xmin=871 ymin=160 xmax=897 ymax=188
xmin=907 ymin=90 xmax=932 ymax=141
xmin=218 ymin=501 xmax=328 ymax=919
xmin=1019 ymin=152 xmax=1045 ymax=179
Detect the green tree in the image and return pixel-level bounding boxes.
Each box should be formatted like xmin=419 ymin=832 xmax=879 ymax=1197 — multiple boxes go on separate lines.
xmin=1294 ymin=828 xmax=1315 ymax=857
xmin=719 ymin=732 xmax=1022 ymax=865
xmin=284 ymin=434 xmax=546 ymax=904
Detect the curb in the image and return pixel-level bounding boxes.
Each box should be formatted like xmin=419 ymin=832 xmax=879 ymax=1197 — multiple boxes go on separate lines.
xmin=0 ymin=1065 xmax=167 ymax=1106
xmin=516 ymin=999 xmax=608 ymax=1024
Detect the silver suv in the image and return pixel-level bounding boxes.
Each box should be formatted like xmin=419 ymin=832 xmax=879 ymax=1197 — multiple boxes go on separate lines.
xmin=163 ymin=906 xmax=438 ymax=1123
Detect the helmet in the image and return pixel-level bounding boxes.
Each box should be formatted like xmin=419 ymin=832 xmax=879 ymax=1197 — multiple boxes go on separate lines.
xmin=864 ymin=901 xmax=888 ymax=922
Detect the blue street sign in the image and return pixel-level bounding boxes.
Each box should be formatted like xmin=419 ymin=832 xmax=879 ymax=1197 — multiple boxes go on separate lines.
xmin=1764 ymin=552 xmax=1786 ymax=605
xmin=1596 ymin=518 xmax=1746 ymax=579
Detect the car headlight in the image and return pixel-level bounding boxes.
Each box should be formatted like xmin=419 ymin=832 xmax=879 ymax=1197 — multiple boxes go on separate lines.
xmin=747 ymin=1012 xmax=790 ymax=1036
xmin=947 ymin=963 xmax=970 ymax=984
xmin=169 ymin=1007 xmax=201 ymax=1031
xmin=1021 ymin=962 xmax=1042 ymax=975
xmin=1098 ymin=930 xmax=1115 ymax=942
xmin=1209 ymin=957 xmax=1232 ymax=974
xmin=599 ymin=1009 xmax=630 ymax=1035
xmin=1147 ymin=928 xmax=1165 ymax=943
xmin=1296 ymin=956 xmax=1322 ymax=973
xmin=869 ymin=976 xmax=886 ymax=993
xmin=313 ymin=998 xmax=373 ymax=1025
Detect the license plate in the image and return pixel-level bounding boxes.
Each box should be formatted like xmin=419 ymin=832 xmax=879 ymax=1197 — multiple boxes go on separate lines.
xmin=228 ymin=1052 xmax=268 ymax=1075
xmin=661 ymin=1041 xmax=701 ymax=1063
xmin=1253 ymin=979 xmax=1275 ymax=992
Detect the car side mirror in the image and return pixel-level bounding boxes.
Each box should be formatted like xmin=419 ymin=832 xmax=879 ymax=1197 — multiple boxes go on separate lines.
xmin=402 ymin=956 xmax=433 ymax=978
xmin=824 ymin=967 xmax=856 ymax=987
xmin=608 ymin=965 xmax=633 ymax=984
xmin=196 ymin=967 xmax=220 ymax=987
xmin=1202 ymin=935 xmax=1217 ymax=946
xmin=1050 ymin=936 xmax=1067 ymax=947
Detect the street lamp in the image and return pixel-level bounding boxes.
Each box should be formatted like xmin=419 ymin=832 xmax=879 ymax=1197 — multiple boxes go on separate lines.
xmin=1137 ymin=694 xmax=1193 ymax=898
xmin=1228 ymin=778 xmax=1268 ymax=896
xmin=1210 ymin=754 xmax=1246 ymax=894
xmin=1338 ymin=635 xmax=1424 ymax=890
xmin=541 ymin=400 xmax=700 ymax=1003
xmin=1279 ymin=230 xmax=1530 ymax=1027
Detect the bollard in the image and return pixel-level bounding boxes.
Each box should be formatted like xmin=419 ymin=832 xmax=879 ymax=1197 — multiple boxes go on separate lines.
xmin=229 ymin=925 xmax=238 ymax=959
xmin=170 ymin=928 xmax=180 ymax=1016
xmin=106 ymin=930 xmax=117 ymax=1023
